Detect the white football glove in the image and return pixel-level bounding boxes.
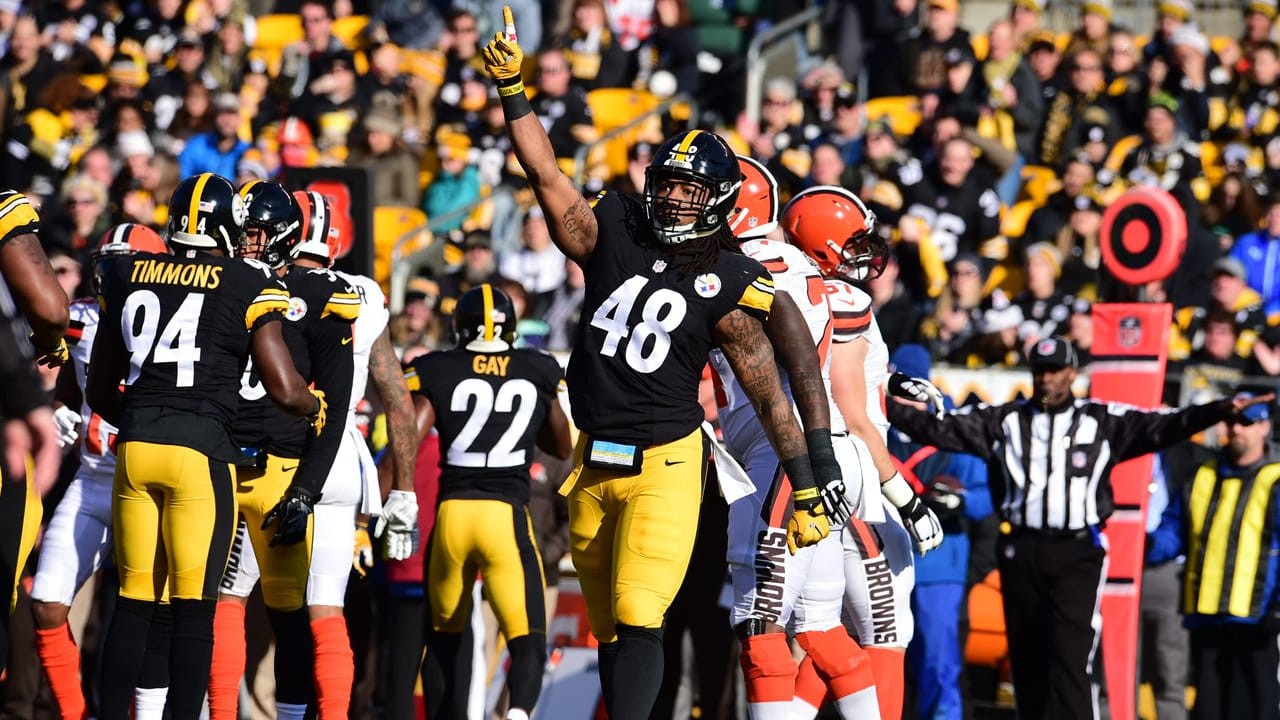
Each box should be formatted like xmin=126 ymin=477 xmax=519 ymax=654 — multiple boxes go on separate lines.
xmin=882 ymin=472 xmax=944 ymax=555
xmin=374 ymin=489 xmax=420 ymax=561
xmin=884 ymin=372 xmax=946 ymax=419
xmin=52 ymin=405 xmax=82 ymax=450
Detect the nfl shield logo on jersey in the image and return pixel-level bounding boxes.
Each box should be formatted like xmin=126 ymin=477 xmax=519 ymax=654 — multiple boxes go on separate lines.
xmin=1118 ymin=316 xmax=1141 ymax=348
xmin=694 ymin=273 xmax=721 ymax=298
xmin=652 ymin=259 xmax=667 ymax=273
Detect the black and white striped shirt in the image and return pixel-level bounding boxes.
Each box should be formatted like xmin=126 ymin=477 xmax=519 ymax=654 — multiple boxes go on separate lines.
xmin=887 ymin=397 xmax=1231 ymax=530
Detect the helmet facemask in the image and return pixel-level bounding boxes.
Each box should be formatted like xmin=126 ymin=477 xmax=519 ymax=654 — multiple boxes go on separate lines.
xmin=643 ymin=167 xmax=740 ymax=246
xmin=237 ymin=217 xmax=298 ymax=269
xmin=831 ymin=225 xmax=889 ymax=282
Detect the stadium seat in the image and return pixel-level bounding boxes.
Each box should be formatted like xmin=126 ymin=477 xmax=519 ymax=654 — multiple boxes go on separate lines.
xmin=253 ymin=14 xmax=304 ymax=51
xmin=965 ymin=569 xmax=1008 ymax=668
xmin=863 ymin=96 xmax=923 ymax=138
xmin=1200 ymin=141 xmax=1224 ymax=186
xmin=1001 ymin=199 xmax=1038 ymax=240
xmin=332 ymin=15 xmax=369 ymax=48
xmin=1210 ymin=35 xmax=1234 ymax=56
xmin=1055 ymin=32 xmax=1072 ymax=52
xmin=585 ymin=88 xmax=661 ymax=178
xmin=373 ymin=206 xmax=428 ymax=288
xmin=1104 ymin=134 xmax=1142 ymax=172
xmin=1018 ymin=165 xmax=1060 ymax=205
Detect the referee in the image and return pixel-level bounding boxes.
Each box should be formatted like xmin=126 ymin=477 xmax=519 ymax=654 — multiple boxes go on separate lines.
xmin=885 ymin=336 xmax=1272 ymax=720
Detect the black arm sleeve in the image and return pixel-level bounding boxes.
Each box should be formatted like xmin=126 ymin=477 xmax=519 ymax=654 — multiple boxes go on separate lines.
xmin=885 ymin=401 xmax=1001 ymax=461
xmin=1110 ymin=399 xmax=1232 ymax=462
xmin=85 ymin=293 xmax=127 ymax=427
xmin=289 ymin=318 xmax=355 ymax=499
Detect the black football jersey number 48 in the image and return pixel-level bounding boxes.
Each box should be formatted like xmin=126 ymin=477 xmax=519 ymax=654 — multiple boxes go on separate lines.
xmin=567 ymin=191 xmax=774 ymax=447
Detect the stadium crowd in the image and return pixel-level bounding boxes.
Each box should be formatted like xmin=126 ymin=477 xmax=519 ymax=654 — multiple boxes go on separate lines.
xmin=3 ymin=0 xmax=1280 ymax=718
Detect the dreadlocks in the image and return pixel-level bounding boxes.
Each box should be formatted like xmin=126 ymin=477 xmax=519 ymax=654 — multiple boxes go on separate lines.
xmin=669 ymin=225 xmax=741 ymax=276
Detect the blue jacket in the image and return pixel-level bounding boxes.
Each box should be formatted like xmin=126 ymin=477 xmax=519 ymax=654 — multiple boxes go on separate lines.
xmin=423 ymin=165 xmax=482 ymax=233
xmin=1230 ymin=230 xmax=1280 ymax=319
xmin=178 ymin=133 xmax=250 ymax=181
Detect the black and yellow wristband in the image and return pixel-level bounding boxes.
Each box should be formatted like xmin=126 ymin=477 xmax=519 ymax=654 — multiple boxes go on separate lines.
xmin=496 ymin=77 xmax=533 ymax=120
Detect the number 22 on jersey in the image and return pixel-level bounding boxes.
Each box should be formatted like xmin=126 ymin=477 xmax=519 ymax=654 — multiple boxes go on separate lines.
xmin=122 ymin=289 xmax=205 ymax=387
xmin=590 ymin=275 xmax=688 ymax=374
xmin=449 ymin=378 xmax=537 ymax=468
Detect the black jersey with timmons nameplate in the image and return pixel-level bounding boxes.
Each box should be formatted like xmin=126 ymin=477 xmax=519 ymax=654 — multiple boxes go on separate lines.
xmin=96 ymin=253 xmax=290 ymax=463
xmin=405 ymin=347 xmax=563 ymax=503
xmin=234 ymin=266 xmax=359 ymax=482
xmin=568 ymin=190 xmax=775 ymax=447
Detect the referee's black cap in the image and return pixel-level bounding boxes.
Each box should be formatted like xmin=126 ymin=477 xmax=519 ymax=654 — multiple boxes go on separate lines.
xmin=1029 ymin=336 xmax=1078 ymax=371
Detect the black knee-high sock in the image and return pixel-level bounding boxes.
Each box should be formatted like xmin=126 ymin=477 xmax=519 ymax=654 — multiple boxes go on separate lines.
xmin=597 ymin=639 xmax=620 ymax=710
xmin=383 ymin=596 xmax=425 ymax=720
xmin=138 ymin=602 xmax=172 ymax=690
xmin=422 ymin=629 xmax=464 ymax=720
xmin=266 ymin=607 xmax=316 ymax=706
xmin=100 ymin=597 xmax=156 ymax=720
xmin=168 ymin=598 xmax=216 ymax=719
xmin=607 ymin=624 xmax=665 ymax=720
xmin=506 ymin=634 xmax=547 ymax=712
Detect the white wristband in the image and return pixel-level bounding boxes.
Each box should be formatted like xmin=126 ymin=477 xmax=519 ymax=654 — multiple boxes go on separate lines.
xmin=881 ymin=472 xmax=915 ymax=509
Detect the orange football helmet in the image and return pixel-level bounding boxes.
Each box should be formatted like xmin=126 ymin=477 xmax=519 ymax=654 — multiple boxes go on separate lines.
xmin=781 ymin=185 xmax=885 ymax=282
xmin=96 ymin=223 xmax=167 ymax=257
xmin=728 ymin=155 xmax=780 ymax=240
xmin=293 ymin=190 xmax=346 ymax=265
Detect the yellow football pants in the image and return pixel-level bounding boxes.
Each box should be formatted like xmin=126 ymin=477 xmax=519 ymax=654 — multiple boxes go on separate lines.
xmin=234 ymin=453 xmax=313 ymax=611
xmin=428 ymin=499 xmax=546 ymax=639
xmin=1 ymin=455 xmax=41 ymax=614
xmin=113 ymin=441 xmax=236 ymax=601
xmin=562 ymin=428 xmax=708 ymax=644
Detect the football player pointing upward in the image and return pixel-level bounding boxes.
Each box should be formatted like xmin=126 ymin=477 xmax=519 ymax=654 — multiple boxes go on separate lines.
xmin=483 ymin=8 xmax=850 ymax=718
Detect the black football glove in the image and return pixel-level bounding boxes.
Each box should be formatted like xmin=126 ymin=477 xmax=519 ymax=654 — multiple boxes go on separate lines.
xmin=262 ymin=486 xmax=319 ymax=547
xmin=883 ymin=372 xmax=946 ymax=418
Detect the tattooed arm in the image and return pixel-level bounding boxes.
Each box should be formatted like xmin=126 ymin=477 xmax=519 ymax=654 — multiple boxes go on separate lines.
xmin=367 ymin=329 xmax=417 ymax=493
xmin=714 ymin=308 xmax=813 ymax=487
xmin=504 ymin=102 xmax=598 ymax=265
xmin=763 ymin=292 xmax=830 ymax=434
xmin=0 ymin=232 xmax=69 ymax=350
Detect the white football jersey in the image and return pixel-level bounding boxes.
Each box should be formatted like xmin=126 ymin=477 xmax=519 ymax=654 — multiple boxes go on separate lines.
xmin=67 ymin=298 xmax=117 ymax=477
xmin=711 ymin=239 xmax=847 ymax=458
xmin=825 ymin=279 xmax=890 ymax=442
xmin=335 ymin=271 xmax=389 ymax=414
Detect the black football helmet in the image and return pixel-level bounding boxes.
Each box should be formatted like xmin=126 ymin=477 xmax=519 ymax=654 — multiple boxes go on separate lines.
xmin=453 ymin=284 xmax=517 ymax=351
xmin=237 ymin=180 xmax=301 ymax=269
xmin=643 ymin=130 xmax=742 ymax=245
xmin=167 ymin=173 xmax=247 ymax=255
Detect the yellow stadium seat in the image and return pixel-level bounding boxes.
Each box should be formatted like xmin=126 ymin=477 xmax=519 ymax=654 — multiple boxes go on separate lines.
xmin=586 ymin=88 xmax=661 ymax=179
xmin=1134 ymin=34 xmax=1150 ymax=50
xmin=1055 ymin=32 xmax=1072 ymax=52
xmin=1019 ymin=165 xmax=1060 ymax=205
xmin=864 ymin=96 xmax=923 ymax=138
xmin=1104 ymin=134 xmax=1143 ymax=172
xmin=254 ymin=14 xmax=304 ymax=51
xmin=1210 ymin=35 xmax=1234 ymax=56
xmin=1001 ymin=200 xmax=1039 ymax=239
xmin=332 ymin=15 xmax=369 ymax=48
xmin=1200 ymin=141 xmax=1224 ymax=186
xmin=971 ymin=34 xmax=989 ymax=61
xmin=373 ymin=206 xmax=428 ymax=288
xmin=80 ymin=74 xmax=107 ymax=94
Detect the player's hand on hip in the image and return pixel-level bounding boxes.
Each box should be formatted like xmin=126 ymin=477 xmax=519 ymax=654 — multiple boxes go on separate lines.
xmin=481 ymin=6 xmax=524 ymax=86
xmin=882 ymin=472 xmax=944 ymax=555
xmin=52 ymin=405 xmax=82 ymax=450
xmin=262 ymin=486 xmax=317 ymax=547
xmin=352 ymin=522 xmax=374 ymax=577
xmin=374 ymin=489 xmax=420 ymax=561
xmin=787 ymin=488 xmax=831 ymax=554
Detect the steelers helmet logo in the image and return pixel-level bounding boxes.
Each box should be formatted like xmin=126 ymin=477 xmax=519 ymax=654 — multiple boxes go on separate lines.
xmin=285 ymin=296 xmax=308 ymax=321
xmin=230 ymin=193 xmax=247 ymax=228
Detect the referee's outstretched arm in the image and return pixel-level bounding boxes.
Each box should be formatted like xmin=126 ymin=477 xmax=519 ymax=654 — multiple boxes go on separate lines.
xmin=1104 ymin=398 xmax=1257 ymax=461
xmin=885 ymin=400 xmax=1001 ymax=460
